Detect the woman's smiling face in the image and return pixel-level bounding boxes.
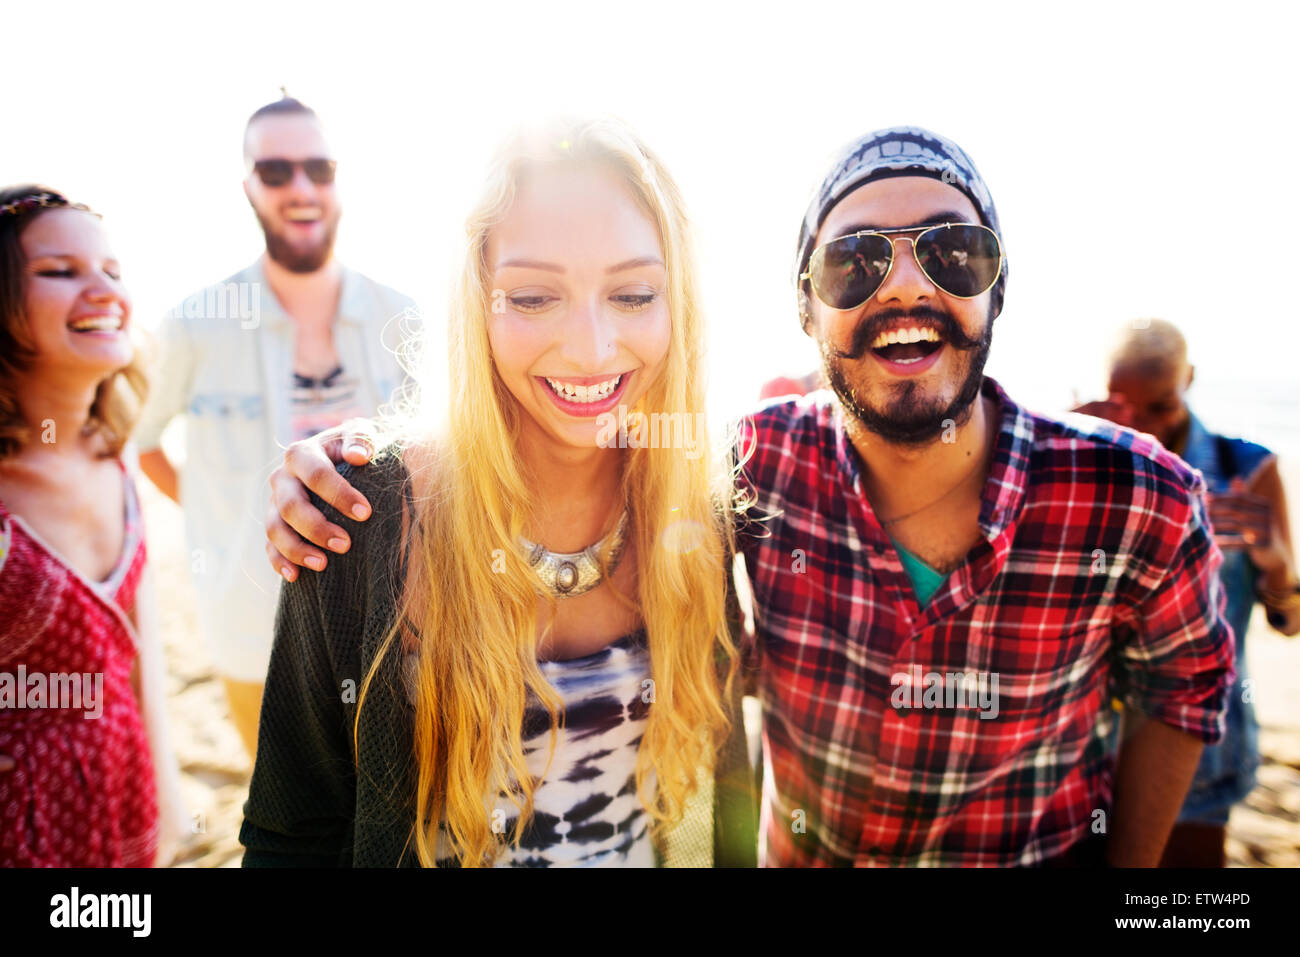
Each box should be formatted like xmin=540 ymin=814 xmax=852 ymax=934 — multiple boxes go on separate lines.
xmin=20 ymin=207 xmax=133 ymax=378
xmin=485 ymin=160 xmax=671 ymax=453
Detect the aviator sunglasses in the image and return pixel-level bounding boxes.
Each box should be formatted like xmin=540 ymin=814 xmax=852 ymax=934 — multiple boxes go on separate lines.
xmin=802 ymin=222 xmax=1003 ymax=310
xmin=251 ymin=157 xmax=338 ymax=187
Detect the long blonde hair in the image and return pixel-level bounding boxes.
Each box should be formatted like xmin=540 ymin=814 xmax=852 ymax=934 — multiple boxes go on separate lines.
xmin=357 ymin=117 xmax=742 ymax=866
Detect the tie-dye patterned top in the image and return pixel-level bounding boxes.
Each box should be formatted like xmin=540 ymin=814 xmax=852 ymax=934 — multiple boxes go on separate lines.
xmin=428 ymin=629 xmax=655 ymax=867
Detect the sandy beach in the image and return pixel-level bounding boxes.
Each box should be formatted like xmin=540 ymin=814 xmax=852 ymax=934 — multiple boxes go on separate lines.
xmin=145 ymin=465 xmax=1300 ymax=869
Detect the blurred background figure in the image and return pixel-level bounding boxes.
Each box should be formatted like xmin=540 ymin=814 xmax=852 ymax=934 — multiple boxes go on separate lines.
xmin=134 ymin=93 xmax=418 ymax=758
xmin=0 ymin=185 xmax=185 ymax=865
xmin=1075 ymin=317 xmax=1300 ymax=867
xmin=757 ymin=367 xmax=823 ymax=401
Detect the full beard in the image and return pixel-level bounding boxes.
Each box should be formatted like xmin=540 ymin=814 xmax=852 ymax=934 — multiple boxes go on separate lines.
xmin=821 ymin=305 xmax=993 ymax=448
xmin=255 ymin=208 xmax=340 ymax=274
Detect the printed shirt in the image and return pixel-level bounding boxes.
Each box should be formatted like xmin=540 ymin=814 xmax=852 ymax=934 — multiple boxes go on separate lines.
xmin=428 ymin=630 xmax=655 ymax=867
xmin=735 ymin=376 xmax=1234 ymax=867
xmin=290 ymin=364 xmax=368 ymax=444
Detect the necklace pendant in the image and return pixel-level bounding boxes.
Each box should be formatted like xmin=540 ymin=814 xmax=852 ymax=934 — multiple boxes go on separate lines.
xmin=555 ymin=561 xmax=578 ymax=594
xmin=518 ymin=511 xmax=629 ymax=599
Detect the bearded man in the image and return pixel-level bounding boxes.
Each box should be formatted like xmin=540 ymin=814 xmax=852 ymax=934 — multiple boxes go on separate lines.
xmin=137 ymin=94 xmax=417 ymax=756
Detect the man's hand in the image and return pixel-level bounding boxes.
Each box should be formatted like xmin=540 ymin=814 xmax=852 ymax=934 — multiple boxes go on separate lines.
xmin=265 ymin=418 xmax=380 ymax=581
xmin=1071 ymin=394 xmax=1137 ymax=430
xmin=1211 ymin=457 xmax=1300 ymax=636
xmin=1208 ymin=482 xmax=1276 ymax=556
xmin=1208 ymin=473 xmax=1290 ymax=575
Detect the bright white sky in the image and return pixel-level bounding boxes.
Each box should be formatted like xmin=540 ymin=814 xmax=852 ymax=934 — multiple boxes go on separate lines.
xmin=5 ymin=0 xmax=1298 ymax=450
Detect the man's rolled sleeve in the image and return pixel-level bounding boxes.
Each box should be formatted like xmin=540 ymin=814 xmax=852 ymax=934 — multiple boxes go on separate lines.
xmin=1114 ymin=472 xmax=1235 ymax=743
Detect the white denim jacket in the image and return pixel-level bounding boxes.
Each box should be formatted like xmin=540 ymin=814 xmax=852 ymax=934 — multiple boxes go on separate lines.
xmin=136 ymin=258 xmax=418 ymax=682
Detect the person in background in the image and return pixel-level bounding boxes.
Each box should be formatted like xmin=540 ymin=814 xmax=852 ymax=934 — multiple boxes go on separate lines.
xmin=1074 ymin=318 xmax=1300 ymax=866
xmin=134 ymin=93 xmax=418 ymax=757
xmin=0 ymin=186 xmax=186 ymax=866
xmin=758 ymin=368 xmax=822 ymax=401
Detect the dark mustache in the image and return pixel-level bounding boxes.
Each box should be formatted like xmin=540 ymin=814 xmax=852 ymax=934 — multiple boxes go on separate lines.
xmin=833 ymin=306 xmax=987 ymax=361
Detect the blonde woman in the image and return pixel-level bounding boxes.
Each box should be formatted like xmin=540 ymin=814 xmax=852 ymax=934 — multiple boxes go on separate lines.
xmin=240 ymin=118 xmax=757 ymax=867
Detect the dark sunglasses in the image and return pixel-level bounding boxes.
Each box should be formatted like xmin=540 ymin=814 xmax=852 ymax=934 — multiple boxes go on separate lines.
xmin=251 ymin=157 xmax=337 ymax=187
xmin=802 ymin=222 xmax=1003 ymax=310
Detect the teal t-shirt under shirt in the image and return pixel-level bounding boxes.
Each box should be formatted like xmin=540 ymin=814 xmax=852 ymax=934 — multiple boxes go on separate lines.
xmin=889 ymin=537 xmax=948 ymax=606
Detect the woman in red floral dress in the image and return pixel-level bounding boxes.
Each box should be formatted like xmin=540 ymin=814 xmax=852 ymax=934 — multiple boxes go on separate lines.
xmin=0 ymin=185 xmax=183 ymax=866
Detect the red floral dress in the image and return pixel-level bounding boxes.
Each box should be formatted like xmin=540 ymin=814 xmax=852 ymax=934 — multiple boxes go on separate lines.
xmin=0 ymin=461 xmax=159 ymax=866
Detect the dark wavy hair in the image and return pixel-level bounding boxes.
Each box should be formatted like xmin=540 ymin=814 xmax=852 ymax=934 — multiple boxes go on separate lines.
xmin=0 ymin=184 xmax=148 ymax=460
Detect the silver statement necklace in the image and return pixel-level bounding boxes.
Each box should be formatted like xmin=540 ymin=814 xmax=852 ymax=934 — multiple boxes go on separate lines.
xmin=520 ymin=511 xmax=630 ymax=598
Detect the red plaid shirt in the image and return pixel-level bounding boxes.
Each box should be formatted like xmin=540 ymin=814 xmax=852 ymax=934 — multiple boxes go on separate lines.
xmin=736 ymin=376 xmax=1233 ymax=866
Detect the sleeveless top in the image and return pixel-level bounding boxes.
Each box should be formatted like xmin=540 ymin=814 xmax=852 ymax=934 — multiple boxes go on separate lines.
xmin=425 ymin=630 xmax=656 ymax=867
xmin=0 ymin=461 xmax=159 ymax=866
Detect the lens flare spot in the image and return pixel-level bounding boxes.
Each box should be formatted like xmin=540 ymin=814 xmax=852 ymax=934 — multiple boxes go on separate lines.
xmin=660 ymin=517 xmax=707 ymax=554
